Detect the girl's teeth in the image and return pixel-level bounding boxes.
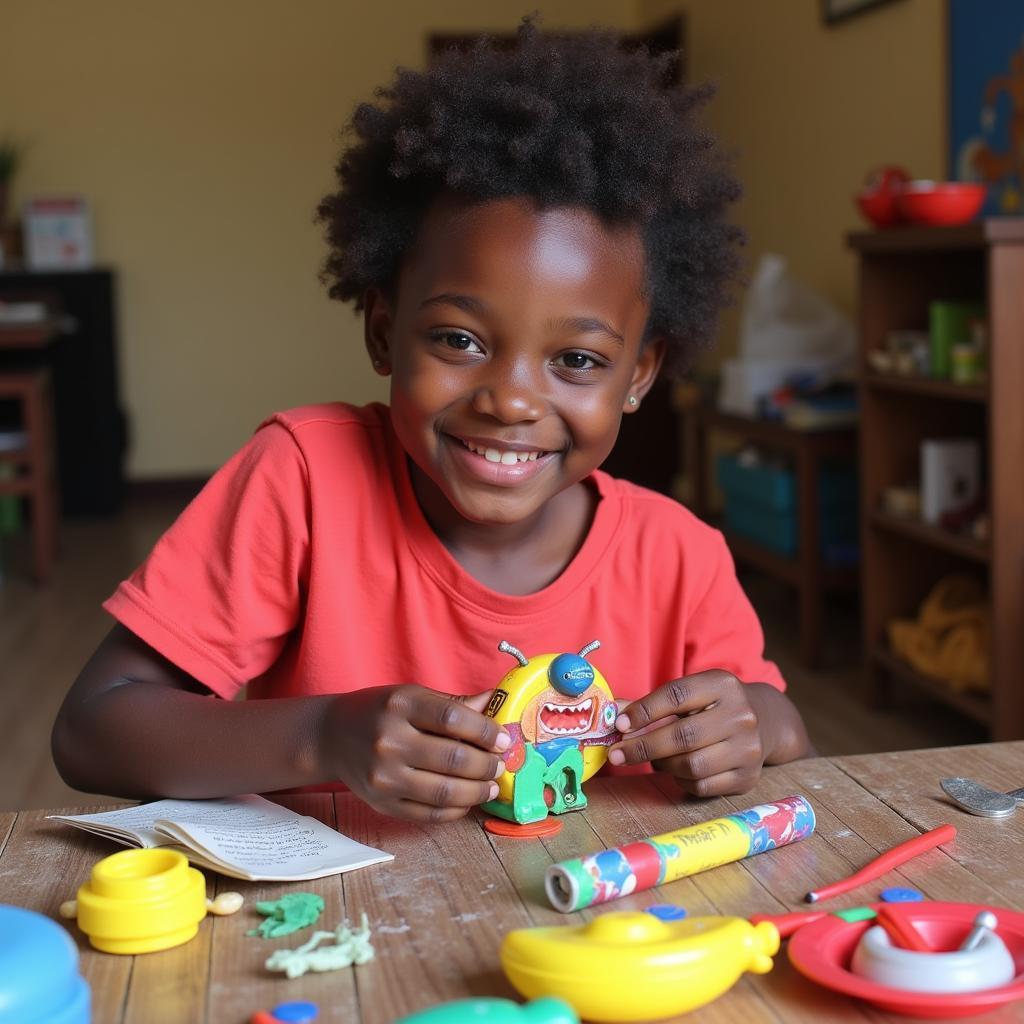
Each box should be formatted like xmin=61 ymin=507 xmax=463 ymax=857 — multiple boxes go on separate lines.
xmin=474 ymin=444 xmax=540 ymax=463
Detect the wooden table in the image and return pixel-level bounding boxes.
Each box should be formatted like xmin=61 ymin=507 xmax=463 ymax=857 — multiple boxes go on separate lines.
xmin=2 ymin=742 xmax=1023 ymax=1023
xmin=686 ymin=405 xmax=858 ymax=669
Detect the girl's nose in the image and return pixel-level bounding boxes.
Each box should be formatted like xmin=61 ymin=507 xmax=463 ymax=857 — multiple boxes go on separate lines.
xmin=471 ymin=366 xmax=545 ymax=423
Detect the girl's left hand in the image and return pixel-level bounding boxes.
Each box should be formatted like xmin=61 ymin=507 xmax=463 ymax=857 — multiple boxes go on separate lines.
xmin=607 ymin=670 xmax=765 ymax=798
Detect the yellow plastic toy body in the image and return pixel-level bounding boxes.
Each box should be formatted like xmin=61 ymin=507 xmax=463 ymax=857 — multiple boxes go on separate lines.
xmin=76 ymin=848 xmax=207 ymax=954
xmin=500 ymin=911 xmax=780 ymax=1022
xmin=482 ymin=640 xmax=618 ymax=824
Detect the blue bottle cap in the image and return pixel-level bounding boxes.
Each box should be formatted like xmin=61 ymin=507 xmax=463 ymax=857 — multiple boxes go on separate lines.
xmin=0 ymin=904 xmax=91 ymax=1024
xmin=880 ymin=887 xmax=924 ymax=903
xmin=645 ymin=904 xmax=688 ymax=921
xmin=272 ymin=1001 xmax=319 ymax=1022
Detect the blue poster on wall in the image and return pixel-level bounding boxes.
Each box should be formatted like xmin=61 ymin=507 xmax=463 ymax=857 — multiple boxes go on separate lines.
xmin=950 ymin=0 xmax=1024 ymax=215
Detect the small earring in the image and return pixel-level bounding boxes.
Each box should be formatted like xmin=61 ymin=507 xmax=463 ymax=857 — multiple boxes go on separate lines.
xmin=627 ymin=395 xmax=639 ymax=408
xmin=372 ymin=358 xmax=383 ymax=368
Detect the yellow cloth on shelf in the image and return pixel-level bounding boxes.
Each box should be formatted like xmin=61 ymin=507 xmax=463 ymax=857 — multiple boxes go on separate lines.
xmin=887 ymin=575 xmax=989 ymax=693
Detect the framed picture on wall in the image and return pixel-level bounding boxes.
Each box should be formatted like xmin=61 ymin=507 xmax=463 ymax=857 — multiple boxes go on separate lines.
xmin=23 ymin=196 xmax=95 ymax=270
xmin=949 ymin=0 xmax=1024 ymax=216
xmin=820 ymin=0 xmax=904 ymax=25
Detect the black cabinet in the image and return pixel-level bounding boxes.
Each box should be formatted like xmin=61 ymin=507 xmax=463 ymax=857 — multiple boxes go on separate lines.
xmin=0 ymin=269 xmax=127 ymax=515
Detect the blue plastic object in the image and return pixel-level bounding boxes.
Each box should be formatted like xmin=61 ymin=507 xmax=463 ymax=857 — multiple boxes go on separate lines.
xmin=715 ymin=453 xmax=858 ymax=560
xmin=271 ymin=1002 xmax=318 ymax=1022
xmin=394 ymin=996 xmax=578 ymax=1024
xmin=645 ymin=904 xmax=688 ymax=921
xmin=0 ymin=904 xmax=91 ymax=1024
xmin=715 ymin=454 xmax=857 ymax=511
xmin=880 ymin=887 xmax=925 ymax=903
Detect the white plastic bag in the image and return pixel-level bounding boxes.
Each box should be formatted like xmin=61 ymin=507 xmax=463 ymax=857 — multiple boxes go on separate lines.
xmin=738 ymin=253 xmax=855 ymax=362
xmin=718 ymin=254 xmax=855 ymax=415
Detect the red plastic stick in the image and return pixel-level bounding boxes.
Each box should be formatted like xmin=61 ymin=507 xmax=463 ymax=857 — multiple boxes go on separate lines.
xmin=805 ymin=823 xmax=956 ymax=903
xmin=876 ymin=905 xmax=934 ymax=951
xmin=749 ymin=910 xmax=830 ymax=938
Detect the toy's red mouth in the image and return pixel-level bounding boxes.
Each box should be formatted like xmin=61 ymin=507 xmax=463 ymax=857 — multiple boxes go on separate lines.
xmin=539 ymin=698 xmax=594 ymax=736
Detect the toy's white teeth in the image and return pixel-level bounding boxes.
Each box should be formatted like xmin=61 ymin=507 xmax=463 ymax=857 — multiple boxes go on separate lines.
xmin=542 ymin=698 xmax=593 ymax=713
xmin=539 ymin=698 xmax=594 ymax=735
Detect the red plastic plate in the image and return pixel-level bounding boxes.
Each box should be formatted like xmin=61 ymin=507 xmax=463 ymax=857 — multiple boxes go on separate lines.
xmin=788 ymin=901 xmax=1024 ymax=1018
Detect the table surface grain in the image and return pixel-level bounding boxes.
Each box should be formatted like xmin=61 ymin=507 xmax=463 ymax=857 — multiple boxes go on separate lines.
xmin=2 ymin=741 xmax=1023 ymax=1024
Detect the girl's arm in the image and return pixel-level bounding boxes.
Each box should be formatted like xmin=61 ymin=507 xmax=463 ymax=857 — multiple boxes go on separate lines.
xmin=52 ymin=624 xmax=509 ymax=822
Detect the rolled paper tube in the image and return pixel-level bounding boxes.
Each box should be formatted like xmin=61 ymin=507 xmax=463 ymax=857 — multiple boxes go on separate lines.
xmin=545 ymin=795 xmax=816 ymax=913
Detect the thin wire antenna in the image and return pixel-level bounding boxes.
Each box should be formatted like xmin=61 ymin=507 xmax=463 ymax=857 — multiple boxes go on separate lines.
xmin=578 ymin=639 xmax=601 ymax=658
xmin=498 ymin=640 xmax=529 ymax=667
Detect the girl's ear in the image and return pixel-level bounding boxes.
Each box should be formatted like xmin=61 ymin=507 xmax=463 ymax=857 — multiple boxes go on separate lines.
xmin=623 ymin=337 xmax=665 ymax=413
xmin=364 ymin=288 xmax=393 ymax=376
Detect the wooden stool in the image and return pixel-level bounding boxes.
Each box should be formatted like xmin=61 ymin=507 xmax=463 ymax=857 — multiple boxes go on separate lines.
xmin=0 ymin=368 xmax=59 ymax=582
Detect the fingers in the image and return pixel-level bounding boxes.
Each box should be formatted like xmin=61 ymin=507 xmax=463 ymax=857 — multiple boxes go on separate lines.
xmin=615 ymin=671 xmax=729 ymax=734
xmin=408 ymin=732 xmax=505 ymax=783
xmin=668 ymin=767 xmax=753 ymax=800
xmin=399 ymin=766 xmax=498 ymax=811
xmin=455 ymin=689 xmax=495 ymax=714
xmin=610 ymin=688 xmax=749 ymax=770
xmin=610 ymin=711 xmax=723 ymax=766
xmin=650 ymin=737 xmax=753 ymax=782
xmin=402 ymin=689 xmax=510 ymax=753
xmin=391 ymin=800 xmax=477 ymax=824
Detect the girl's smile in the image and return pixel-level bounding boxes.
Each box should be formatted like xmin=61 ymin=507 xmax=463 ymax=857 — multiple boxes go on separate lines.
xmin=365 ymin=195 xmax=662 ymax=574
xmin=448 ymin=434 xmax=556 ymax=486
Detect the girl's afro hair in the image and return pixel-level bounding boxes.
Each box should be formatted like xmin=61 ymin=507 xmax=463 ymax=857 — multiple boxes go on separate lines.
xmin=316 ymin=18 xmax=743 ymax=376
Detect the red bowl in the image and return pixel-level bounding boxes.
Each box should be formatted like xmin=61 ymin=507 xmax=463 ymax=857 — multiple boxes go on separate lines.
xmin=896 ymin=182 xmax=987 ymax=226
xmin=856 ymin=191 xmax=905 ymax=227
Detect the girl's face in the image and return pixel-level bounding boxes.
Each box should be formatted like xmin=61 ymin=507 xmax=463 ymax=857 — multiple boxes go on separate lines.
xmin=365 ymin=196 xmax=662 ymax=531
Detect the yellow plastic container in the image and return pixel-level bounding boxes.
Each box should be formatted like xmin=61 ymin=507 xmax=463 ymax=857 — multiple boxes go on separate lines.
xmin=501 ymin=911 xmax=779 ymax=1022
xmin=76 ymin=848 xmax=207 ymax=954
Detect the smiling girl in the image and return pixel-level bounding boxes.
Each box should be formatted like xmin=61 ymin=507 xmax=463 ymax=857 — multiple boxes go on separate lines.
xmin=52 ymin=21 xmax=812 ymax=821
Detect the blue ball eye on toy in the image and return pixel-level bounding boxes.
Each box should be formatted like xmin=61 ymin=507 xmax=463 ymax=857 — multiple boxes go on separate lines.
xmin=548 ymin=654 xmax=595 ymax=698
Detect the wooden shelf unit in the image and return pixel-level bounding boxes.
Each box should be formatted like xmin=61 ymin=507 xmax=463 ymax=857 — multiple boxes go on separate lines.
xmin=862 ymin=372 xmax=988 ymax=403
xmin=870 ymin=645 xmax=990 ymax=727
xmin=868 ymin=510 xmax=990 ymax=564
xmin=849 ymin=219 xmax=1024 ymax=740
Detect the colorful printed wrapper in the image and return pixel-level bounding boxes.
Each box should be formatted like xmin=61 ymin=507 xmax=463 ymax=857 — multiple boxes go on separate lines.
xmin=544 ymin=795 xmax=815 ymax=913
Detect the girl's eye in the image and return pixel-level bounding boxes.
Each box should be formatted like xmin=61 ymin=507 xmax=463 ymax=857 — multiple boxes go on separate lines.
xmin=432 ymin=330 xmax=482 ymax=354
xmin=557 ymin=351 xmax=600 ymax=371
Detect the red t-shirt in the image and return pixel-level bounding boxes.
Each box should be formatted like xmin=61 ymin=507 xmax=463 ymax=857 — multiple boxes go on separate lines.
xmin=104 ymin=402 xmax=784 ymax=704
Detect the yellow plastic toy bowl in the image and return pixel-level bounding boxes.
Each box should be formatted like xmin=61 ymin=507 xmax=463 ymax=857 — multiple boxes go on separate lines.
xmin=490 ymin=652 xmax=616 ymax=804
xmin=76 ymin=848 xmax=207 ymax=954
xmin=500 ymin=911 xmax=780 ymax=1022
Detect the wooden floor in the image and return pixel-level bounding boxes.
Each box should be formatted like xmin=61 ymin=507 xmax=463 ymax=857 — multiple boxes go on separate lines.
xmin=0 ymin=498 xmax=985 ymax=813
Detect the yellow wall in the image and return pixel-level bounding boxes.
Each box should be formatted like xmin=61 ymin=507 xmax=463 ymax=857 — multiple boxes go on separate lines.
xmin=640 ymin=0 xmax=945 ymax=364
xmin=2 ymin=0 xmax=944 ymax=475
xmin=1 ymin=1 xmax=635 ymax=477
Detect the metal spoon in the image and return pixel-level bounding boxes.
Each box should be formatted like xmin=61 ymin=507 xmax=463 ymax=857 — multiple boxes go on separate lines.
xmin=940 ymin=777 xmax=1024 ymax=818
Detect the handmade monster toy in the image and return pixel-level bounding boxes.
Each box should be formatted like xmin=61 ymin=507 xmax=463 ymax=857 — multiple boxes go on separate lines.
xmin=481 ymin=640 xmax=619 ymax=825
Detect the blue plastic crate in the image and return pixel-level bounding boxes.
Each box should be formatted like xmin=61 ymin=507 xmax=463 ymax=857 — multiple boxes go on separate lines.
xmin=715 ymin=453 xmax=856 ymax=512
xmin=716 ymin=453 xmax=858 ymax=559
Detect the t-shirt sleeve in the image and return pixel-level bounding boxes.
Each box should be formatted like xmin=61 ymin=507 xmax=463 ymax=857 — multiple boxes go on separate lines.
xmin=103 ymin=421 xmax=311 ymax=699
xmin=683 ymin=531 xmax=786 ymax=691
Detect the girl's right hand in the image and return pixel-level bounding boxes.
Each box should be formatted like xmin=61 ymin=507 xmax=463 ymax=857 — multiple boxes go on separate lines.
xmin=322 ymin=684 xmax=511 ymax=823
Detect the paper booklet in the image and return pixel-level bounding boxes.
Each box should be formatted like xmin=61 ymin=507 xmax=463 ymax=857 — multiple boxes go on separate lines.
xmin=48 ymin=794 xmax=393 ymax=882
